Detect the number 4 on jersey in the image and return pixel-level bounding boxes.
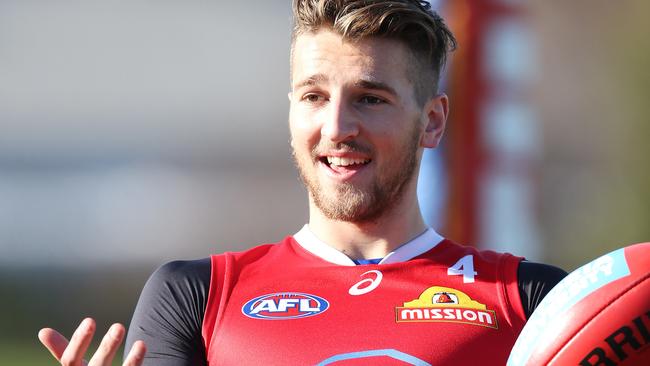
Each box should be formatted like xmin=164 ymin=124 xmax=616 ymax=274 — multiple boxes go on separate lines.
xmin=447 ymin=255 xmax=477 ymax=283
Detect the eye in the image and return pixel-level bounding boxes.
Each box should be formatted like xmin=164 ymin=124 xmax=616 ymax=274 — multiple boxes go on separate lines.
xmin=359 ymin=95 xmax=385 ymax=105
xmin=302 ymin=93 xmax=326 ymax=103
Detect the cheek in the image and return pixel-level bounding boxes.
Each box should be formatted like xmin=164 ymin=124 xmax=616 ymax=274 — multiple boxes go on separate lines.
xmin=289 ymin=134 xmax=314 ymax=168
xmin=374 ymin=122 xmax=422 ymax=157
xmin=289 ymin=111 xmax=320 ymax=149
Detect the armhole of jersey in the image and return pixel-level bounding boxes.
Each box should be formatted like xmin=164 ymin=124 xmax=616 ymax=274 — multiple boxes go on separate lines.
xmin=498 ymin=253 xmax=527 ymax=334
xmin=202 ymin=253 xmax=230 ymax=355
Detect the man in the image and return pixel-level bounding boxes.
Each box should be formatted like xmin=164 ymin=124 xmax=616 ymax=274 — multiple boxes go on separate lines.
xmin=39 ymin=1 xmax=566 ymax=365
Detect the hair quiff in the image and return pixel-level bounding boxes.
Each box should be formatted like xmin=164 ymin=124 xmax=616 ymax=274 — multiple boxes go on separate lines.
xmin=292 ymin=0 xmax=457 ymax=103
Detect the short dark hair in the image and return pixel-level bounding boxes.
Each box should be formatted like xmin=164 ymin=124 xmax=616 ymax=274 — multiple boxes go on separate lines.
xmin=292 ymin=0 xmax=457 ymax=105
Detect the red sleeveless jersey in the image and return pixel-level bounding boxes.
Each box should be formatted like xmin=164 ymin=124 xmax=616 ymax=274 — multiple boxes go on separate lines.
xmin=202 ymin=227 xmax=526 ymax=365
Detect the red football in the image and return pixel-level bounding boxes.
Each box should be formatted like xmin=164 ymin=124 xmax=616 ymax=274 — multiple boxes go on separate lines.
xmin=508 ymin=242 xmax=650 ymax=366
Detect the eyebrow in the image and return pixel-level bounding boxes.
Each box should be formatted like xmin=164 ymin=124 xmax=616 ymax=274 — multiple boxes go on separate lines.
xmin=293 ymin=74 xmax=398 ymax=97
xmin=293 ymin=74 xmax=328 ymax=90
xmin=354 ymin=79 xmax=397 ymax=97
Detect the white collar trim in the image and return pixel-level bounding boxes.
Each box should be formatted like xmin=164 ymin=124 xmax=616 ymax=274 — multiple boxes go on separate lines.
xmin=293 ymin=224 xmax=444 ymax=266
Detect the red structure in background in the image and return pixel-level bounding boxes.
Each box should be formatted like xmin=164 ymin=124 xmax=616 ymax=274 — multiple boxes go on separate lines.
xmin=443 ymin=0 xmax=536 ymax=252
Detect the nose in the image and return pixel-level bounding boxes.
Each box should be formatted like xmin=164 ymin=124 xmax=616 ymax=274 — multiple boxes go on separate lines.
xmin=320 ymin=99 xmax=359 ymax=143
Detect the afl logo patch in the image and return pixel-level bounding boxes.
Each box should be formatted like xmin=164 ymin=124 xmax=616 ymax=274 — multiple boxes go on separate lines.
xmin=242 ymin=292 xmax=329 ymax=320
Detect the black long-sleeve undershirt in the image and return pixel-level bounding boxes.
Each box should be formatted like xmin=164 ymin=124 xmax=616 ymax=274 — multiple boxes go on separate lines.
xmin=124 ymin=258 xmax=567 ymax=365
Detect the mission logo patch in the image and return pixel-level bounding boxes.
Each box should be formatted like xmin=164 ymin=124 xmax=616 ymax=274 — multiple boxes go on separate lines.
xmin=396 ymin=286 xmax=498 ymax=329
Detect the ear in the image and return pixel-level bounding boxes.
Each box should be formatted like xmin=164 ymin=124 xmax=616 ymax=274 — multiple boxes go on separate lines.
xmin=420 ymin=93 xmax=448 ymax=148
xmin=288 ymin=91 xmax=292 ymax=101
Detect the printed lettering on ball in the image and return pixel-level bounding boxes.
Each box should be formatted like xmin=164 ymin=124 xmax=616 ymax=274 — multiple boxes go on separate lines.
xmin=507 ymin=242 xmax=650 ymax=366
xmin=242 ymin=292 xmax=329 ymax=320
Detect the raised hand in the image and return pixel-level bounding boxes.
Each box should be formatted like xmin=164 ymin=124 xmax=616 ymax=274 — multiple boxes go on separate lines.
xmin=38 ymin=318 xmax=146 ymax=366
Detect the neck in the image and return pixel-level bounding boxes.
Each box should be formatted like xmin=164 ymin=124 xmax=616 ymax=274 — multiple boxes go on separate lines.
xmin=307 ymin=191 xmax=428 ymax=260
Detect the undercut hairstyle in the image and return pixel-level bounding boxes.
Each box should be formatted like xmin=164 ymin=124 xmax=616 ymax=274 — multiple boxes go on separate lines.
xmin=291 ymin=0 xmax=457 ymax=105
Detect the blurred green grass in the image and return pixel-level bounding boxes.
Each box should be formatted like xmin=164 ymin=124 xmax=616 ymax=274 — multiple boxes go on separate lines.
xmin=1 ymin=341 xmax=125 ymax=366
xmin=0 ymin=265 xmax=154 ymax=366
xmin=1 ymin=341 xmax=53 ymax=366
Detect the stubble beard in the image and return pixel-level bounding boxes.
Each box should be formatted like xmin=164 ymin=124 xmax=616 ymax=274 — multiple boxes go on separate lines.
xmin=292 ymin=124 xmax=421 ymax=224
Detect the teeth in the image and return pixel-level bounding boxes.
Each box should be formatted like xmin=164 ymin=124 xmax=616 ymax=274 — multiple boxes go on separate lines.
xmin=326 ymin=156 xmax=370 ymax=167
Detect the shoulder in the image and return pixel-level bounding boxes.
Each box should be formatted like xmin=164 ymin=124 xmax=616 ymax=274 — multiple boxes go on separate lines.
xmin=210 ymin=237 xmax=295 ymax=265
xmin=440 ymin=241 xmax=567 ymax=295
xmin=149 ymin=258 xmax=211 ymax=282
xmin=518 ymin=260 xmax=567 ymax=285
xmin=143 ymin=258 xmax=212 ymax=297
xmin=440 ymin=241 xmax=566 ymax=283
xmin=155 ymin=258 xmax=211 ymax=275
xmin=147 ymin=237 xmax=291 ymax=285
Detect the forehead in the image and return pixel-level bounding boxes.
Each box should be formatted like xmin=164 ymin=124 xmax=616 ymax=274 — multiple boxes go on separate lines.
xmin=291 ymin=30 xmax=414 ymax=92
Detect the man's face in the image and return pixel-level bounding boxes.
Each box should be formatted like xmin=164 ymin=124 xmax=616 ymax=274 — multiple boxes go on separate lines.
xmin=289 ymin=29 xmax=444 ymax=223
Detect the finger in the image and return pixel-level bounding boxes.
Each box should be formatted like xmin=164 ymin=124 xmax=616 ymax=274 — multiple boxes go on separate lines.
xmin=60 ymin=317 xmax=96 ymax=366
xmin=122 ymin=340 xmax=146 ymax=366
xmin=88 ymin=323 xmax=125 ymax=366
xmin=38 ymin=327 xmax=70 ymax=361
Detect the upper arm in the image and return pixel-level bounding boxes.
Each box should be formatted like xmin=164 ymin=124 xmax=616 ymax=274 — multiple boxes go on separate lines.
xmin=124 ymin=258 xmax=211 ymax=366
xmin=518 ymin=261 xmax=568 ymax=319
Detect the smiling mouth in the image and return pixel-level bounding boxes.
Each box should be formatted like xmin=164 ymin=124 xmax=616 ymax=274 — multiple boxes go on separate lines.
xmin=319 ymin=156 xmax=371 ymax=171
